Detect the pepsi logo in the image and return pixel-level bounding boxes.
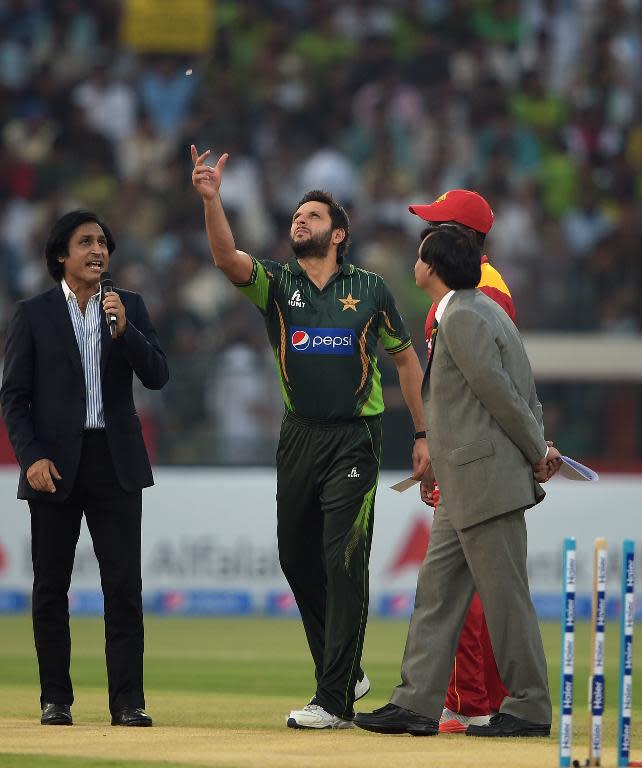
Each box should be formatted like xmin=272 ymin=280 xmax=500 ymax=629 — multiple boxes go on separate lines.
xmin=291 ymin=330 xmax=310 ymax=350
xmin=289 ymin=326 xmax=355 ymax=355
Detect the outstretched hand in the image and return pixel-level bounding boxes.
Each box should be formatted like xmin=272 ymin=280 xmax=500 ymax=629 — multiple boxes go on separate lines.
xmin=190 ymin=145 xmax=229 ymax=201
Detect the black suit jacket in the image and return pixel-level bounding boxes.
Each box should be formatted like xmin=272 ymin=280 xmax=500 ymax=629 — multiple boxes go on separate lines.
xmin=0 ymin=284 xmax=169 ymax=501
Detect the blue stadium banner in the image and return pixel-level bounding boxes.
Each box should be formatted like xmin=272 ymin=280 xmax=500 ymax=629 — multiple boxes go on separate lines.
xmin=0 ymin=590 xmax=28 ymax=612
xmin=69 ymin=591 xmax=104 ymax=615
xmin=378 ymin=593 xmax=416 ymax=618
xmin=265 ymin=591 xmax=301 ymax=617
xmin=149 ymin=590 xmax=252 ymax=616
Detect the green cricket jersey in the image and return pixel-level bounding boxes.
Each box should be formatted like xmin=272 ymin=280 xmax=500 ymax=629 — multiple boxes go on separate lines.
xmin=234 ymin=257 xmax=411 ymax=421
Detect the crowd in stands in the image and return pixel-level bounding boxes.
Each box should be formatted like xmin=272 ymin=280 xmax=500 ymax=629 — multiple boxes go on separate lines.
xmin=1 ymin=0 xmax=641 ymax=466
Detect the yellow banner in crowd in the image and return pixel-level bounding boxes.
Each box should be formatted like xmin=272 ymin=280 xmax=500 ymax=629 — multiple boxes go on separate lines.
xmin=121 ymin=0 xmax=215 ymax=53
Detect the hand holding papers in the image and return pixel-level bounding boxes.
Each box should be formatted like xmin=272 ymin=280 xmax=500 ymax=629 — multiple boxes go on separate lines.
xmin=559 ymin=455 xmax=599 ymax=481
xmin=390 ymin=476 xmax=420 ymax=493
xmin=391 ymin=454 xmax=599 ymax=492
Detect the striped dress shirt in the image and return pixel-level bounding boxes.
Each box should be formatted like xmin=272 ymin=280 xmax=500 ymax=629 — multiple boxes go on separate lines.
xmin=61 ymin=279 xmax=105 ymax=428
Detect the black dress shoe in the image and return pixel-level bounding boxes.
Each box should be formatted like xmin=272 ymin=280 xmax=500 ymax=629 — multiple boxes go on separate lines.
xmin=41 ymin=703 xmax=72 ymax=726
xmin=466 ymin=712 xmax=550 ymax=737
xmin=111 ymin=707 xmax=153 ymax=727
xmin=354 ymin=703 xmax=438 ymax=736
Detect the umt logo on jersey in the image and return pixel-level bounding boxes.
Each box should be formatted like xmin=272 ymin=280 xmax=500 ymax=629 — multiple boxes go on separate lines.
xmin=290 ymin=327 xmax=355 ymax=355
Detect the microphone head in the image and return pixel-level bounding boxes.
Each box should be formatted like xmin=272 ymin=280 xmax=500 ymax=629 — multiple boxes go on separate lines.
xmin=100 ymin=271 xmax=113 ymax=290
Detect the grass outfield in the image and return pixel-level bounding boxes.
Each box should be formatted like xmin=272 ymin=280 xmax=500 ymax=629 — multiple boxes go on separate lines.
xmin=0 ymin=615 xmax=640 ymax=767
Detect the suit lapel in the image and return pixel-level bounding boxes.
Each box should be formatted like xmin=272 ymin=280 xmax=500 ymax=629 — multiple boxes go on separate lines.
xmin=421 ymin=345 xmax=435 ymax=396
xmin=48 ymin=285 xmax=84 ymax=378
xmin=421 ymin=360 xmax=432 ymax=396
xmin=423 ymin=320 xmax=439 ymax=384
xmin=100 ymin=311 xmax=112 ymax=380
xmin=420 ymin=291 xmax=464 ymax=396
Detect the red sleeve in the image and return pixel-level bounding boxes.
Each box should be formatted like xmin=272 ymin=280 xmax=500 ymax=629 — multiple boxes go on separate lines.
xmin=424 ymin=303 xmax=438 ymax=361
xmin=479 ymin=285 xmax=517 ymax=324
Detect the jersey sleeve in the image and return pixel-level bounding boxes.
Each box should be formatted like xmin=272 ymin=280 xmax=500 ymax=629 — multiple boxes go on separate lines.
xmin=479 ymin=261 xmax=516 ymax=322
xmin=232 ymin=257 xmax=274 ymax=314
xmin=377 ymin=280 xmax=412 ymax=354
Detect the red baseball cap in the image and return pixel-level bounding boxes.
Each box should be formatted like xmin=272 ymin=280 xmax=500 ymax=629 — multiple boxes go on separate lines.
xmin=409 ymin=189 xmax=494 ymax=234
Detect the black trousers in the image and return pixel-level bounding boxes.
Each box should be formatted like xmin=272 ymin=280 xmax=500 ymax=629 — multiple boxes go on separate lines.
xmin=29 ymin=430 xmax=145 ymax=714
xmin=276 ymin=412 xmax=382 ymax=720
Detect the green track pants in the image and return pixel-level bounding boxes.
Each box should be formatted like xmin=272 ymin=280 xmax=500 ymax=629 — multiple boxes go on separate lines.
xmin=276 ymin=411 xmax=382 ymax=720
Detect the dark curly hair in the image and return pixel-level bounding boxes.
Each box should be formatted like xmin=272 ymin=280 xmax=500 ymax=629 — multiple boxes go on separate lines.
xmin=44 ymin=210 xmax=115 ymax=282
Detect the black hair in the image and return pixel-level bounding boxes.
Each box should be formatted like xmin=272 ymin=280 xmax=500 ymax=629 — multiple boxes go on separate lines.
xmin=44 ymin=210 xmax=115 ymax=282
xmin=419 ymin=225 xmax=481 ymax=289
xmin=420 ymin=222 xmax=485 ymax=249
xmin=294 ymin=190 xmax=351 ymax=261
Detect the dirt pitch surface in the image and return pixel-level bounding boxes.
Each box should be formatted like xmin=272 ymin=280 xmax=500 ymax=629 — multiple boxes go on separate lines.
xmin=0 ymin=689 xmax=632 ymax=768
xmin=0 ymin=716 xmax=622 ymax=768
xmin=0 ymin=718 xmax=583 ymax=768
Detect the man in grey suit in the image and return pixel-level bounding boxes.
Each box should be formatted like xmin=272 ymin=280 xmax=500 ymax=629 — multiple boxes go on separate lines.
xmin=355 ymin=224 xmax=561 ymax=738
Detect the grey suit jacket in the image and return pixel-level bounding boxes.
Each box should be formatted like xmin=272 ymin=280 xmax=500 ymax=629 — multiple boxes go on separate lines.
xmin=423 ymin=289 xmax=547 ymax=529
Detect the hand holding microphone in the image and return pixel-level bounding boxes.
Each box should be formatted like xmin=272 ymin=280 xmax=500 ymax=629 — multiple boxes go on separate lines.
xmin=100 ymin=271 xmax=125 ymax=338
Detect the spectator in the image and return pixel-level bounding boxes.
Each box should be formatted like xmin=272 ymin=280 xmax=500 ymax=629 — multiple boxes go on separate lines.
xmin=72 ymin=64 xmax=137 ymax=145
xmin=0 ymin=0 xmax=641 ymax=468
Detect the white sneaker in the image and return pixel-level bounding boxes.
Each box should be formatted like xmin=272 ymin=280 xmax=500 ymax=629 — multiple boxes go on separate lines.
xmin=286 ymin=704 xmax=354 ymax=730
xmin=307 ymin=673 xmax=371 ymax=706
xmin=439 ymin=707 xmax=490 ymax=734
xmin=354 ymin=673 xmax=370 ymax=702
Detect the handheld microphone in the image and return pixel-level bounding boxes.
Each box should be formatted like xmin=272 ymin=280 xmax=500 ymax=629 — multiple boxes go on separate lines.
xmin=100 ymin=271 xmax=117 ymax=338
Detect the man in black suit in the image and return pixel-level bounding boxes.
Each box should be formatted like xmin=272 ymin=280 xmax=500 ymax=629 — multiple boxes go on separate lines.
xmin=0 ymin=210 xmax=169 ymax=727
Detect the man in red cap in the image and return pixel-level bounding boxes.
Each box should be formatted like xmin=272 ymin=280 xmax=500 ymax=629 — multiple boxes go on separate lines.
xmin=408 ymin=189 xmax=513 ymax=733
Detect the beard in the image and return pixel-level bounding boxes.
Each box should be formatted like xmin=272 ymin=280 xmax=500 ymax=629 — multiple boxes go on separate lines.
xmin=290 ymin=227 xmax=333 ymax=260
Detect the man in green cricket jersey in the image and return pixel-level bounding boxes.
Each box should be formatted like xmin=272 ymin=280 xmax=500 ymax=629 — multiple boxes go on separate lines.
xmin=191 ymin=145 xmax=429 ymax=729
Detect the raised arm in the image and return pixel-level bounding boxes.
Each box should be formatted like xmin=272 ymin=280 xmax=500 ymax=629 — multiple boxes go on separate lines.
xmin=190 ymin=145 xmax=254 ymax=284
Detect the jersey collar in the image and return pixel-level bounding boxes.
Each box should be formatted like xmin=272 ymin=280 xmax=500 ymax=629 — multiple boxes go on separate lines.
xmin=288 ymin=258 xmax=354 ymax=277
